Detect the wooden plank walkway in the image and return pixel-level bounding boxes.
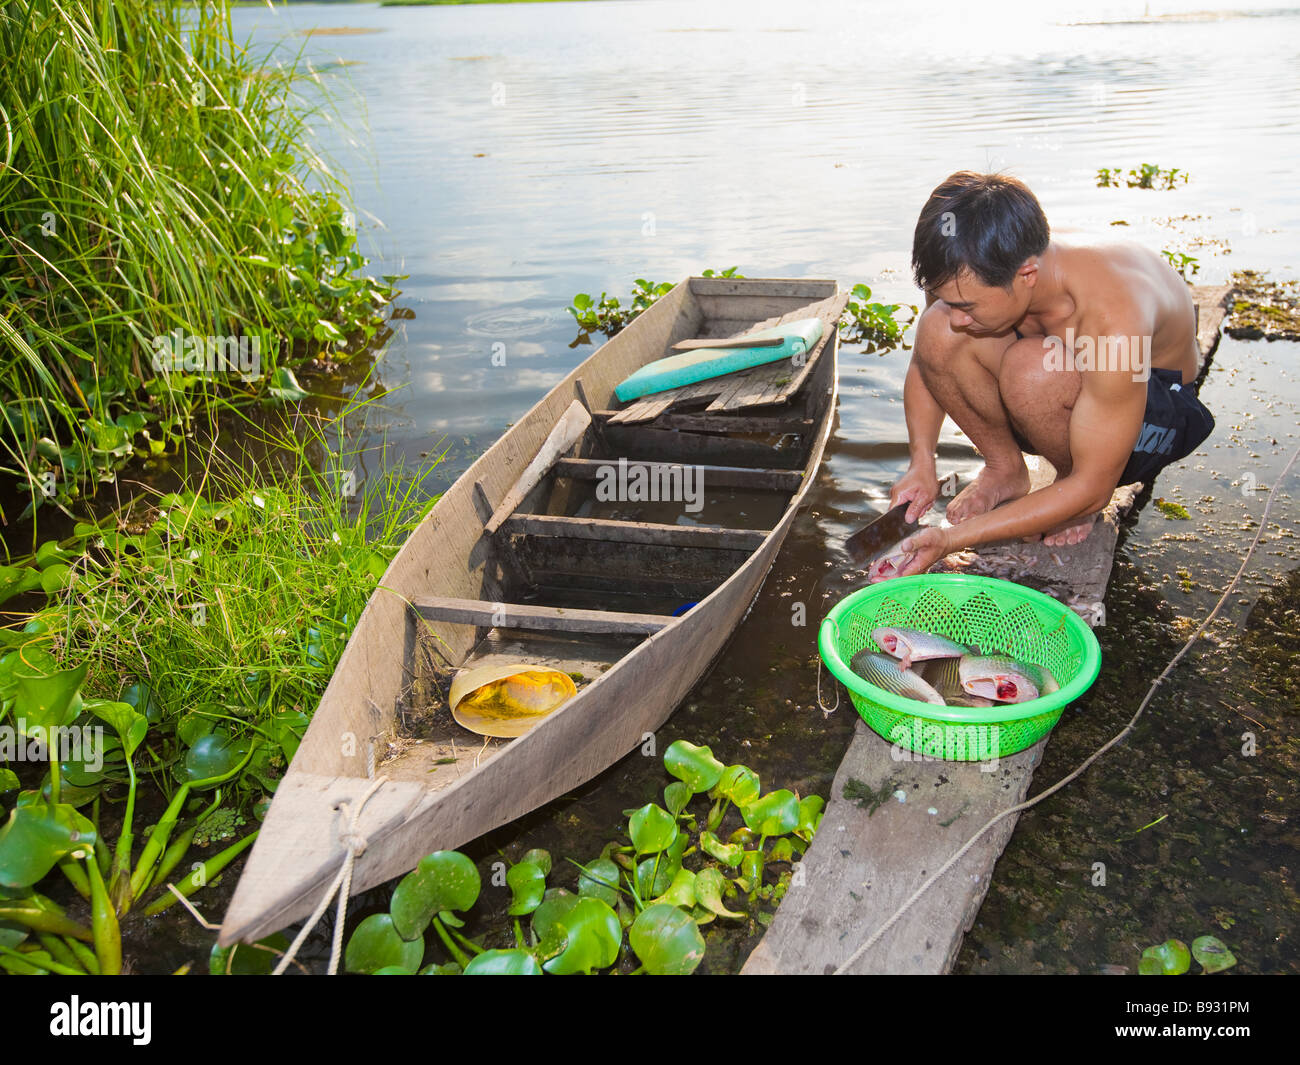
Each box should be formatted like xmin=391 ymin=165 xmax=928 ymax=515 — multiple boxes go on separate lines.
xmin=742 ymin=285 xmax=1231 ymax=976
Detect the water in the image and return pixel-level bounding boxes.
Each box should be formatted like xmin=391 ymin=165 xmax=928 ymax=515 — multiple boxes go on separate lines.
xmin=219 ymin=0 xmax=1299 ymax=974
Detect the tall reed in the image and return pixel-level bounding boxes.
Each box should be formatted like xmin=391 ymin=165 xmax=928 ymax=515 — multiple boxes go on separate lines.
xmin=0 ymin=0 xmax=393 ymax=520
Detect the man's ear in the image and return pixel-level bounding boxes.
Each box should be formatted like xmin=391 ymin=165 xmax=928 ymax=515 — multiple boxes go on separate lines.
xmin=1017 ymin=258 xmax=1039 ymax=290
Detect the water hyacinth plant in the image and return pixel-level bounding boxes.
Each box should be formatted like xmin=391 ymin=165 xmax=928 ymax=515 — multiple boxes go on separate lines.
xmin=338 ymin=740 xmax=823 ymax=976
xmin=0 ymin=406 xmax=442 ymax=974
xmin=0 ymin=0 xmax=398 ymax=518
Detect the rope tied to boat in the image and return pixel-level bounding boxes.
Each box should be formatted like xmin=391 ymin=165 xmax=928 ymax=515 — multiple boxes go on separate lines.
xmin=273 ymin=775 xmax=389 ymax=976
xmin=834 ymin=440 xmax=1300 ymax=975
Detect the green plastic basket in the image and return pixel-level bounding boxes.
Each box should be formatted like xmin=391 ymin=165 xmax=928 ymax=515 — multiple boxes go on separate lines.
xmin=819 ymin=574 xmax=1102 ymax=760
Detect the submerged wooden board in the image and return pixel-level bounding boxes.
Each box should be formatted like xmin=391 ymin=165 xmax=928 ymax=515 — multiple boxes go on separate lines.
xmin=743 ymin=284 xmax=1231 ymax=976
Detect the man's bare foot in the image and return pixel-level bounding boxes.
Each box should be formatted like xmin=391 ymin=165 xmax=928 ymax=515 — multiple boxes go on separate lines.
xmin=1043 ymin=513 xmax=1098 ymax=547
xmin=945 ymin=461 xmax=1031 ymax=524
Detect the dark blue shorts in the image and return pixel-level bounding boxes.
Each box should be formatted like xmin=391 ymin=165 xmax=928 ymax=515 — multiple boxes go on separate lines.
xmin=1117 ymin=367 xmax=1215 ymax=485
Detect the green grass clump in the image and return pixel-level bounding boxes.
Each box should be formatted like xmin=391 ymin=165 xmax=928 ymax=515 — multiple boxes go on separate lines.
xmin=0 ymin=0 xmax=397 ymax=519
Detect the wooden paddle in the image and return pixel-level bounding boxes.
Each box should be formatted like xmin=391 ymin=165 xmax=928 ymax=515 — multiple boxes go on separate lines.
xmin=671 ymin=336 xmax=784 ymax=351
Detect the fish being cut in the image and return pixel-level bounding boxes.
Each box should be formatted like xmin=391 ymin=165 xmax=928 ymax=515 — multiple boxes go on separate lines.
xmin=849 ymin=651 xmax=945 ymax=705
xmin=958 ymin=655 xmax=1060 ymax=704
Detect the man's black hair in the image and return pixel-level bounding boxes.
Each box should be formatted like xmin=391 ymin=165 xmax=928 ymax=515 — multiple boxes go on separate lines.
xmin=911 ymin=171 xmax=1050 ymax=292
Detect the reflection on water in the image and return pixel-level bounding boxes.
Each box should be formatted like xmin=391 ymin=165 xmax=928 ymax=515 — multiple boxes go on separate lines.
xmin=228 ymin=1 xmax=1298 ymax=972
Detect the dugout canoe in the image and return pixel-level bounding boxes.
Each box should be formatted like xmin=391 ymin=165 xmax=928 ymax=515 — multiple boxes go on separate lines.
xmin=218 ymin=276 xmax=848 ymax=945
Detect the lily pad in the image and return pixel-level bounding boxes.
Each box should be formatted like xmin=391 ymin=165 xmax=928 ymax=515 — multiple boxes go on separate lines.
xmin=1139 ymin=939 xmax=1191 ymax=975
xmin=628 ymin=803 xmax=677 ymax=855
xmin=464 ymin=949 xmax=543 ymax=975
xmin=390 ymin=851 xmax=481 ymax=940
xmin=506 ymin=860 xmax=547 ymax=916
xmin=630 ymin=903 xmax=706 ymax=975
xmin=209 ymin=933 xmax=289 ymax=976
xmin=267 ymin=366 xmax=310 ymax=404
xmin=742 ymin=790 xmax=800 ymax=837
xmin=85 ymin=699 xmax=147 ymax=758
xmin=0 ymin=565 xmax=43 ymax=607
xmin=182 ymin=729 xmax=251 ymax=785
xmin=344 ymin=914 xmax=424 ymax=974
xmin=0 ymin=802 xmax=97 ymax=888
xmin=714 ymin=764 xmax=760 ymax=806
xmin=13 ymin=665 xmax=88 ymax=736
xmin=695 ymin=867 xmax=745 ymax=919
xmin=664 ymin=740 xmax=724 ymax=794
xmin=663 ymin=781 xmax=692 ymax=817
xmin=795 ymin=795 xmax=824 ymax=841
xmin=635 ymin=856 xmax=676 ymax=900
xmin=700 ymin=831 xmax=742 ymax=867
xmin=1191 ymin=935 xmax=1237 ymax=973
xmin=543 ymin=897 xmax=621 ymax=975
xmin=577 ymin=858 xmax=621 ymax=908
xmin=519 ymin=848 xmax=552 ymax=877
xmin=651 ymin=867 xmax=697 ymax=909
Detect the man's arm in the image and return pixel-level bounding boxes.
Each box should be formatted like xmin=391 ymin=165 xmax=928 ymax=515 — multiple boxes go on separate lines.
xmin=890 ymin=358 xmax=947 ymax=521
xmin=896 ymin=346 xmax=1147 ymax=569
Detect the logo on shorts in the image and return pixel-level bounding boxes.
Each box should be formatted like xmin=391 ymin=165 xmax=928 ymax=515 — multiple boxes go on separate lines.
xmin=1134 ymin=422 xmax=1176 ymax=455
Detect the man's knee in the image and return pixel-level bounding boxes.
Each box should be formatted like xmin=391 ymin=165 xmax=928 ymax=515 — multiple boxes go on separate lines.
xmin=913 ymin=302 xmax=965 ymax=370
xmin=998 ymin=337 xmax=1079 ymax=415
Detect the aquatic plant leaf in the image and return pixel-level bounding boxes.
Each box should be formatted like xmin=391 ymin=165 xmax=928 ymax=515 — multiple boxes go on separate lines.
xmin=85 ymin=699 xmax=147 ymax=758
xmin=664 ymin=740 xmax=725 ymax=794
xmin=506 ymin=860 xmax=547 ymax=916
xmin=628 ymin=803 xmax=677 ymax=855
xmin=420 ymin=962 xmax=463 ymax=975
xmin=390 ymin=851 xmax=481 ymax=940
xmin=269 ymin=709 xmax=310 ymax=764
xmin=520 ymin=848 xmax=552 ymax=877
xmin=796 ymin=795 xmax=824 ymax=841
xmin=577 ymin=858 xmax=621 ymax=907
xmin=699 ymin=831 xmax=742 ymax=867
xmin=183 ymin=730 xmax=251 ymax=786
xmin=209 ymin=933 xmax=289 ymax=976
xmin=267 ymin=367 xmax=310 ymax=404
xmin=742 ymin=790 xmax=800 ymax=837
xmin=464 ymin=949 xmax=543 ymax=975
xmin=714 ymin=764 xmax=760 ymax=806
xmin=630 ymin=903 xmax=706 ymax=975
xmin=0 ymin=802 xmax=96 ymax=888
xmin=542 ymin=898 xmax=621 ymax=975
xmin=57 ymin=734 xmax=123 ymax=789
xmin=663 ymin=781 xmax=691 ymax=816
xmin=344 ymin=914 xmax=423 ymax=974
xmin=636 ymin=856 xmax=676 ymax=900
xmin=0 ymin=565 xmax=43 ymax=607
xmin=531 ymin=889 xmax=579 ymax=944
xmin=652 ymin=868 xmax=697 ymax=909
xmin=1139 ymin=939 xmax=1191 ymax=975
xmin=740 ymin=849 xmax=764 ymax=888
xmin=768 ymin=837 xmax=794 ymax=863
xmin=0 ymin=770 xmax=18 ymax=792
xmin=1191 ymin=936 xmax=1237 ymax=973
xmin=13 ymin=664 xmax=88 ymax=736
xmin=695 ymin=867 xmax=745 ymax=919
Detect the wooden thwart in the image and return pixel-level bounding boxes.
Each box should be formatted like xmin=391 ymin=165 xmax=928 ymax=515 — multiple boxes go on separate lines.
xmin=501 ymin=514 xmax=768 ymax=551
xmin=552 ymin=457 xmax=802 ymax=491
xmin=412 ymin=596 xmax=672 ymax=636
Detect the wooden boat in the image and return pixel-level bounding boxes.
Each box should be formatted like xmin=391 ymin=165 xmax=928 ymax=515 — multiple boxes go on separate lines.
xmin=218 ymin=276 xmax=848 ymax=945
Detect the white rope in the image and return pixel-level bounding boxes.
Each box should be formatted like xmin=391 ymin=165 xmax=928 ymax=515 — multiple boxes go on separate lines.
xmin=835 ymin=443 xmax=1298 ymax=974
xmin=273 ymin=775 xmax=389 ymax=976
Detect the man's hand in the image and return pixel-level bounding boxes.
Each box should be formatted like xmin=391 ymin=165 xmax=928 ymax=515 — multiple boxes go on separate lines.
xmin=890 ymin=464 xmax=941 ymax=523
xmin=893 ymin=526 xmax=951 ymax=578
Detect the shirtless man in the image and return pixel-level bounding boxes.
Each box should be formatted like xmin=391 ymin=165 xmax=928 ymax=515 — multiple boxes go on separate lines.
xmin=887 ymin=171 xmax=1215 ymax=578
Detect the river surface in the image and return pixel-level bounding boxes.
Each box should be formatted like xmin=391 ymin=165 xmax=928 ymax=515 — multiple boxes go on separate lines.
xmin=224 ymin=0 xmax=1299 ymax=974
